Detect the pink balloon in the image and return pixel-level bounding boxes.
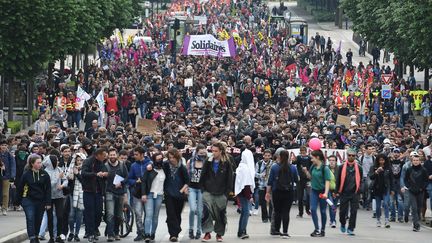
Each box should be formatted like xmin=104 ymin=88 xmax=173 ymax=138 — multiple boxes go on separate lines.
xmin=309 ymin=138 xmax=322 ymax=151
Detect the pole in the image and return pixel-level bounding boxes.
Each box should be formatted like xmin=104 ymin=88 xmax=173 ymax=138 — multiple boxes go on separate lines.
xmin=424 ymin=68 xmax=429 ymax=90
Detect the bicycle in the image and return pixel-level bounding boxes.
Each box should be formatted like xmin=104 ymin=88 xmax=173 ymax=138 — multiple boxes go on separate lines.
xmin=119 ymin=203 xmax=134 ymax=238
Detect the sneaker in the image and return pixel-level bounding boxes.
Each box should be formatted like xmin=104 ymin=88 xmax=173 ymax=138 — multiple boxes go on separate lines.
xmin=306 ymin=210 xmax=311 ymax=216
xmin=372 ymin=213 xmax=376 ymax=218
xmin=56 ymin=237 xmax=65 ymax=243
xmin=398 ymin=218 xmax=404 ymax=223
xmin=150 ymin=235 xmax=155 ymax=241
xmin=377 ymin=220 xmax=382 ymax=227
xmin=404 ymin=215 xmax=409 ymax=223
xmin=39 ymin=236 xmax=47 ymax=241
xmin=133 ymin=234 xmax=144 ymax=242
xmin=86 ymin=236 xmax=94 ymax=243
xmin=413 ymin=225 xmax=420 ymax=232
xmin=270 ymin=231 xmax=281 ymax=236
xmin=107 ymin=236 xmax=114 ymax=242
xmin=340 ymin=225 xmax=346 ymax=233
xmin=296 ymin=215 xmax=303 ymax=218
xmin=68 ymin=234 xmax=74 ymax=242
xmin=330 ymin=221 xmax=336 ymax=228
xmin=195 ymin=231 xmax=201 ymax=240
xmin=189 ymin=230 xmax=194 ymax=240
xmin=239 ymin=233 xmax=249 ymax=239
xmin=385 ymin=220 xmax=390 ymax=228
xmin=389 ymin=218 xmax=396 ymax=222
xmin=253 ymin=209 xmax=259 ymax=215
xmin=48 ymin=239 xmax=55 ymax=243
xmin=262 ymin=219 xmax=269 ymax=223
xmin=347 ymin=229 xmax=355 ymax=236
xmin=1 ymin=208 xmax=7 ymax=216
xmin=202 ymin=233 xmax=211 ymax=242
xmin=216 ymin=235 xmax=223 ymax=242
xmin=281 ymin=233 xmax=290 ymax=239
xmin=95 ymin=230 xmax=101 ymax=237
xmin=320 ymin=231 xmax=325 ymax=237
xmin=114 ymin=235 xmax=120 ymax=241
xmin=310 ymin=230 xmax=322 ymax=237
xmin=73 ymin=235 xmax=80 ymax=242
xmin=169 ymin=236 xmax=178 ymax=242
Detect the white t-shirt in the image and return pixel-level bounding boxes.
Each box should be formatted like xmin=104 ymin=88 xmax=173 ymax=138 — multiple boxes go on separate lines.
xmin=150 ymin=169 xmax=166 ymax=198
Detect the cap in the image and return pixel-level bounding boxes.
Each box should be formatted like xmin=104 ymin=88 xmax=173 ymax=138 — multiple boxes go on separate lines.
xmin=393 ymin=148 xmax=401 ymax=153
xmin=410 ymin=151 xmax=419 ymax=157
xmin=310 ymin=132 xmax=319 ymax=138
xmin=383 ymin=138 xmax=391 ymax=144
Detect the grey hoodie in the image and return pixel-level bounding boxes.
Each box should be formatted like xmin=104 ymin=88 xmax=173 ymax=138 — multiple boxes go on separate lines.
xmin=43 ymin=155 xmax=68 ymax=199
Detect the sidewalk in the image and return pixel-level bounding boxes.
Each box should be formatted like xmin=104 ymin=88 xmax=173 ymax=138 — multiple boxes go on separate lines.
xmin=0 ymin=211 xmax=27 ymax=243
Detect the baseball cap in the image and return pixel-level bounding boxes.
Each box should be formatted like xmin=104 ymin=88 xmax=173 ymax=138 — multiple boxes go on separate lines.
xmin=410 ymin=151 xmax=419 ymax=157
xmin=383 ymin=138 xmax=391 ymax=144
xmin=393 ymin=148 xmax=401 ymax=153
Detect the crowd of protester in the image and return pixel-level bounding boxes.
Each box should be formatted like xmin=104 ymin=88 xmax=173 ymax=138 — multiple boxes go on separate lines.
xmin=1 ymin=0 xmax=432 ymax=243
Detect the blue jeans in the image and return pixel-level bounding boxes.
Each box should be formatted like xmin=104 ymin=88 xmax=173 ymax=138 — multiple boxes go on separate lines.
xmin=133 ymin=196 xmax=145 ymax=235
xmin=375 ymin=192 xmax=390 ymax=221
xmin=427 ymin=184 xmax=432 ymax=213
xmin=22 ymin=198 xmax=45 ymax=240
xmin=329 ymin=195 xmax=338 ymax=224
xmin=39 ymin=211 xmax=57 ymax=237
xmin=238 ymin=195 xmax=250 ymax=234
xmin=253 ymin=188 xmax=259 ymax=210
xmin=188 ymin=188 xmax=203 ymax=233
xmin=139 ymin=103 xmax=147 ymax=119
xmin=83 ymin=192 xmax=103 ymax=237
xmin=310 ymin=189 xmax=327 ymax=232
xmin=68 ymin=206 xmax=83 ymax=235
xmin=390 ymin=190 xmax=404 ymax=220
xmin=144 ymin=193 xmax=163 ymax=235
xmin=105 ymin=193 xmax=124 ymax=237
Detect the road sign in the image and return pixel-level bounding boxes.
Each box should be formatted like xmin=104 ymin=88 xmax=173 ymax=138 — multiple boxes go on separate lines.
xmin=381 ymin=74 xmax=392 ymax=84
xmin=381 ymin=85 xmax=392 ymax=99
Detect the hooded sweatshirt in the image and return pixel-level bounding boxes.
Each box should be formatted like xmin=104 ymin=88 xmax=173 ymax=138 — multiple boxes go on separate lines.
xmin=43 ymin=155 xmax=68 ymax=199
xmin=16 ymin=168 xmax=51 ymax=206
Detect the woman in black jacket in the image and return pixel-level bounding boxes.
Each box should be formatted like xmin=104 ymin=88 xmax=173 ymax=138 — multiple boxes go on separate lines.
xmin=369 ymin=153 xmax=393 ymax=228
xmin=163 ymin=148 xmax=189 ymax=242
xmin=140 ymin=152 xmax=166 ymax=243
xmin=16 ymin=154 xmax=51 ymax=243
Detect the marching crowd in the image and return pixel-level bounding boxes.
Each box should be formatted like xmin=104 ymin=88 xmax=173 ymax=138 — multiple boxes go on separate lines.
xmin=1 ymin=0 xmax=432 ymax=243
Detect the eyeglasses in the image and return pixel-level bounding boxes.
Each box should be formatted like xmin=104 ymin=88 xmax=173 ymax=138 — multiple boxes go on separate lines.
xmin=348 ymin=154 xmax=356 ymax=157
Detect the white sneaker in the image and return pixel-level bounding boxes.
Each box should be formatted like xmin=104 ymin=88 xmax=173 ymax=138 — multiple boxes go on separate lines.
xmin=60 ymin=234 xmax=66 ymax=240
xmin=377 ymin=220 xmax=381 ymax=227
xmin=2 ymin=208 xmax=7 ymax=216
xmin=253 ymin=209 xmax=259 ymax=215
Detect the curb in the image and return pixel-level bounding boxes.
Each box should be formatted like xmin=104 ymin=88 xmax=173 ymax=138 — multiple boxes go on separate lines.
xmin=0 ymin=230 xmax=27 ymax=243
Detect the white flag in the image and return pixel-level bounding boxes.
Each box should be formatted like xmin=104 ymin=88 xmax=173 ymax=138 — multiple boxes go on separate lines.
xmin=96 ymin=90 xmax=105 ymax=120
xmin=76 ymin=86 xmax=91 ymax=109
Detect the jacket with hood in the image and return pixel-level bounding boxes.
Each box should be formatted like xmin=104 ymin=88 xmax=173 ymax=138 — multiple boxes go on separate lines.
xmin=127 ymin=156 xmax=152 ymax=197
xmin=43 ymin=155 xmax=68 ymax=199
xmin=0 ymin=150 xmax=16 ymax=180
xmin=16 ymin=168 xmax=51 ymax=206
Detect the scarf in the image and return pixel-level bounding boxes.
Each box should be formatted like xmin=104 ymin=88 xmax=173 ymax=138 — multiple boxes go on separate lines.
xmin=339 ymin=161 xmax=361 ymax=193
xmin=234 ymin=149 xmax=255 ymax=196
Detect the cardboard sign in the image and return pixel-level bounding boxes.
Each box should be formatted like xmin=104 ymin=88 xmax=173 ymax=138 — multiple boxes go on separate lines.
xmin=137 ymin=119 xmax=159 ymax=135
xmin=336 ymin=115 xmax=351 ymax=127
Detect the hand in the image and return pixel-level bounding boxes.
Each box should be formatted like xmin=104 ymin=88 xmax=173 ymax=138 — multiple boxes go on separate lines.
xmin=57 ymin=185 xmax=63 ymax=190
xmin=102 ymin=172 xmax=109 ymax=177
xmin=265 ymin=192 xmax=271 ymax=202
xmin=429 ymin=175 xmax=432 ymax=180
xmin=115 ymin=183 xmax=122 ymax=189
xmin=96 ymin=172 xmax=103 ymax=177
xmin=302 ymin=167 xmax=308 ymax=172
xmin=10 ymin=183 xmax=16 ymax=189
xmin=123 ymin=195 xmax=129 ymax=205
xmin=401 ymin=187 xmax=406 ymax=193
xmin=58 ymin=172 xmax=64 ymax=179
xmin=390 ymin=191 xmax=395 ymax=196
xmin=136 ymin=178 xmax=141 ymax=183
xmin=46 ymin=205 xmax=51 ymax=210
xmin=141 ymin=195 xmax=147 ymax=203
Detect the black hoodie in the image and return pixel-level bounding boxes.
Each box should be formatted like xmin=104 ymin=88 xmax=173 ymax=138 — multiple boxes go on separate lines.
xmin=16 ymin=169 xmax=51 ymax=206
xmin=404 ymin=164 xmax=428 ymax=195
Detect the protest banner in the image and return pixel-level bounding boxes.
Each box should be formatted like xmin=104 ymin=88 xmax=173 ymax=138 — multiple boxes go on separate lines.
xmin=137 ymin=119 xmax=159 ymax=135
xmin=181 ymin=34 xmax=236 ymax=57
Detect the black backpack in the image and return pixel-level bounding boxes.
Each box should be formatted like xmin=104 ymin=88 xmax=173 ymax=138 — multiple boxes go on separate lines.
xmin=276 ymin=165 xmax=293 ymax=191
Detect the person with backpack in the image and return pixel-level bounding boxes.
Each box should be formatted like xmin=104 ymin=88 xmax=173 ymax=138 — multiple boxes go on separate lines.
xmin=186 ymin=145 xmax=207 ymax=240
xmin=265 ymin=149 xmax=298 ymax=239
xmin=404 ymin=154 xmax=429 ymax=232
xmin=104 ymin=148 xmax=129 ymax=241
xmin=335 ymin=149 xmax=362 ymax=236
xmin=369 ymin=153 xmax=393 ymax=228
xmin=163 ymin=148 xmax=189 ymax=242
xmin=234 ymin=147 xmax=256 ymax=239
xmin=304 ymin=149 xmax=331 ymax=237
xmin=106 ymin=110 xmax=120 ymax=129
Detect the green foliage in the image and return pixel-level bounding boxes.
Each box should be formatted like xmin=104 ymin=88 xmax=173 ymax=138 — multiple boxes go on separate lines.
xmin=342 ymin=0 xmax=432 ymax=69
xmin=313 ymin=10 xmax=335 ymax=22
xmin=7 ymin=121 xmax=22 ymax=134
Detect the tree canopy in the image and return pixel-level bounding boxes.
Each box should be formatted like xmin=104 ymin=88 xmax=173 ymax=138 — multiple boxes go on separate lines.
xmin=0 ymin=0 xmax=136 ymax=80
xmin=342 ymin=0 xmax=432 ymax=69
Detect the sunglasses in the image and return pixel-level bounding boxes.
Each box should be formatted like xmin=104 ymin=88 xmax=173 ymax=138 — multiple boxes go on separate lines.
xmin=348 ymin=154 xmax=356 ymax=157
